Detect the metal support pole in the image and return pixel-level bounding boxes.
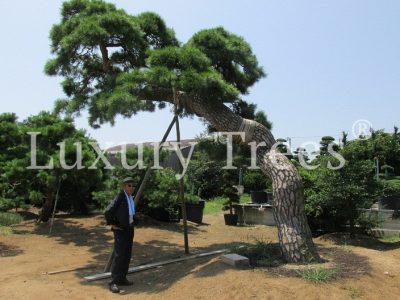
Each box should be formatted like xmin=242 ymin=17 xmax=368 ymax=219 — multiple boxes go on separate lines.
xmin=174 ymin=87 xmax=189 ymax=254
xmin=49 ymin=177 xmax=63 ymax=234
xmin=374 ymin=157 xmax=381 ymax=211
xmin=176 ymin=113 xmax=189 ymax=254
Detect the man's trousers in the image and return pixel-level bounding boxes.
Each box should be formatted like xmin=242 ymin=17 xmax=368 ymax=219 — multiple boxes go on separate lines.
xmin=111 ymin=226 xmax=134 ymax=283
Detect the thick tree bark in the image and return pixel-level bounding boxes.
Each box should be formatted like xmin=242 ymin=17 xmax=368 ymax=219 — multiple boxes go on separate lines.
xmin=184 ymin=97 xmax=321 ymax=262
xmin=136 ymin=89 xmax=321 ymax=262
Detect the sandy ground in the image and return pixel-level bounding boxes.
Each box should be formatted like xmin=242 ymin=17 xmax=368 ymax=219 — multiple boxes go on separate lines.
xmin=1 ymin=211 xmax=399 ymax=300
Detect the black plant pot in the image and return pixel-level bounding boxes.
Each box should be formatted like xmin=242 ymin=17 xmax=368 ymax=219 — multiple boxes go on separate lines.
xmin=185 ymin=200 xmax=205 ymax=224
xmin=224 ymin=214 xmax=238 ymax=226
xmin=148 ymin=207 xmax=180 ymax=222
xmin=250 ymin=190 xmax=268 ymax=204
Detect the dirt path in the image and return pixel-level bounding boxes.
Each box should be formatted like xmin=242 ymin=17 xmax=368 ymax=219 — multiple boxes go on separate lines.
xmin=1 ymin=213 xmax=399 ymax=300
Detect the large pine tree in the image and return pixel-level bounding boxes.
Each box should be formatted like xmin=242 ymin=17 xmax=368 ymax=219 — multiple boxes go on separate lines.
xmin=45 ymin=0 xmax=321 ymax=262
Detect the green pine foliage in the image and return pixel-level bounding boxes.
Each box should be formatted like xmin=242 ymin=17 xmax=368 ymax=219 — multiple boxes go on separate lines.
xmin=45 ymin=0 xmax=265 ymax=127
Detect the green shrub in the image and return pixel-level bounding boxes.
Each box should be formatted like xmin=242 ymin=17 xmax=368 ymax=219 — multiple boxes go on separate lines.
xmin=0 ymin=212 xmax=23 ymax=226
xmin=357 ymin=211 xmax=384 ymax=232
xmin=243 ymin=170 xmax=269 ymax=191
xmin=296 ymin=268 xmax=337 ymax=283
xmin=29 ymin=191 xmax=44 ymax=206
xmin=144 ymin=168 xmax=180 ymax=208
xmin=92 ymin=189 xmax=117 ymax=210
xmin=0 ymin=198 xmax=14 ymax=212
xmin=301 ymin=155 xmax=381 ymax=235
xmin=184 ymin=193 xmax=201 ymax=204
xmin=93 ymin=168 xmax=201 ymax=212
xmin=382 ymin=179 xmax=400 ymax=197
xmin=186 ymin=158 xmax=224 ymax=199
xmin=222 ymin=186 xmax=240 ymax=213
xmin=144 ymin=168 xmax=200 ymax=208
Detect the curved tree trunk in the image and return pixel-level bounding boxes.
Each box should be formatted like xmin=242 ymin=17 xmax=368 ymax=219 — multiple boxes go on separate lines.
xmin=185 ymin=97 xmax=321 ymax=262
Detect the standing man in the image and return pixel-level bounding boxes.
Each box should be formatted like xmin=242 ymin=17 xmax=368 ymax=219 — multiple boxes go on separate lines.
xmin=104 ymin=177 xmax=136 ymax=293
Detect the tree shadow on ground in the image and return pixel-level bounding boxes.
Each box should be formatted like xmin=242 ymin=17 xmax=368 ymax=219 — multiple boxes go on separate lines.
xmin=32 ymin=216 xmax=113 ymax=269
xmin=16 ymin=213 xmax=375 ymax=296
xmin=28 ymin=213 xmax=209 ymax=276
xmin=315 ymin=244 xmax=373 ymax=277
xmin=78 ymin=239 xmax=374 ymax=296
xmin=136 ymin=215 xmax=208 ymax=235
xmin=239 ymin=243 xmax=374 ymax=284
xmin=17 ymin=210 xmax=39 ymax=221
xmin=78 ymin=241 xmax=259 ymax=295
xmin=0 ymin=242 xmax=23 ymax=257
xmin=317 ymin=232 xmax=400 ymax=251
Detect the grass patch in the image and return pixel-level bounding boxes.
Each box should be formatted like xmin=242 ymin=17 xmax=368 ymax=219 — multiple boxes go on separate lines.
xmin=296 ymin=268 xmax=337 ymax=283
xmin=378 ymin=235 xmax=400 ymax=243
xmin=239 ymin=194 xmax=251 ymax=203
xmin=0 ymin=212 xmax=24 ymax=226
xmin=0 ymin=226 xmax=13 ymax=235
xmin=339 ymin=237 xmax=353 ymax=252
xmin=204 ymin=197 xmax=227 ymax=214
xmin=204 ymin=194 xmax=251 ymax=214
xmin=345 ymin=286 xmax=364 ymax=299
xmin=229 ymin=239 xmax=283 ymax=267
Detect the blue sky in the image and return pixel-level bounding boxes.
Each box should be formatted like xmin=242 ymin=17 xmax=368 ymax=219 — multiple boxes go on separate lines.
xmin=0 ymin=0 xmax=399 ymax=151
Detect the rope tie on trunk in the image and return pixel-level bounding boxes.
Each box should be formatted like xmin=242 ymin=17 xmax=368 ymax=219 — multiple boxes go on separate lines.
xmin=238 ymin=119 xmax=257 ymax=143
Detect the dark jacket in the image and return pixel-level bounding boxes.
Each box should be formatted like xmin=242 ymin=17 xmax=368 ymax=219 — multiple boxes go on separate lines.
xmin=104 ymin=191 xmax=132 ymax=229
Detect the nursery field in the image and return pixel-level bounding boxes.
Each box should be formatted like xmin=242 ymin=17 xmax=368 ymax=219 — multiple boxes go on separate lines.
xmin=1 ymin=211 xmax=399 ymax=300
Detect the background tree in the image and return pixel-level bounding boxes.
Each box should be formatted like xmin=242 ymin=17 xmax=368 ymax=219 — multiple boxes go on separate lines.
xmin=24 ymin=112 xmax=104 ymax=221
xmin=0 ymin=111 xmax=104 ymax=221
xmin=93 ymin=145 xmax=171 ymax=211
xmin=45 ymin=0 xmax=320 ymax=262
xmin=292 ymin=147 xmax=310 ymax=164
xmin=0 ymin=113 xmax=28 ymax=211
xmin=185 ymin=154 xmax=225 ymax=199
xmin=341 ymin=131 xmax=348 ymax=146
xmin=318 ymin=136 xmax=339 ymax=156
xmin=188 ymin=134 xmax=272 ymax=197
xmin=300 ymin=134 xmax=390 ymax=236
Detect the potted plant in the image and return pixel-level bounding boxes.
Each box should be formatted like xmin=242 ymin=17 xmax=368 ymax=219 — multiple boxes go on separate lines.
xmin=184 ymin=194 xmax=205 ymax=224
xmin=223 ymin=186 xmax=240 ymax=226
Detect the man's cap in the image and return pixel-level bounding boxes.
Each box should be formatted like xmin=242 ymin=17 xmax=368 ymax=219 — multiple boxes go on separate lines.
xmin=122 ymin=177 xmax=136 ymax=185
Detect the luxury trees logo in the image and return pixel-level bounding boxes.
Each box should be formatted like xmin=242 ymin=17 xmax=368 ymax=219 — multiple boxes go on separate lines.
xmin=26 ymin=130 xmax=347 ymax=179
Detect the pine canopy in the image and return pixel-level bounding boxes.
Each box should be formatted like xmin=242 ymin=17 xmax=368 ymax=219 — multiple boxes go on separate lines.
xmin=46 ymin=0 xmax=265 ymax=127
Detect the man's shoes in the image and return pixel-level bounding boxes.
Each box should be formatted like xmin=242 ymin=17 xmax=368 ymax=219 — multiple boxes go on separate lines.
xmin=117 ymin=278 xmax=134 ymax=286
xmin=109 ymin=283 xmax=120 ymax=293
